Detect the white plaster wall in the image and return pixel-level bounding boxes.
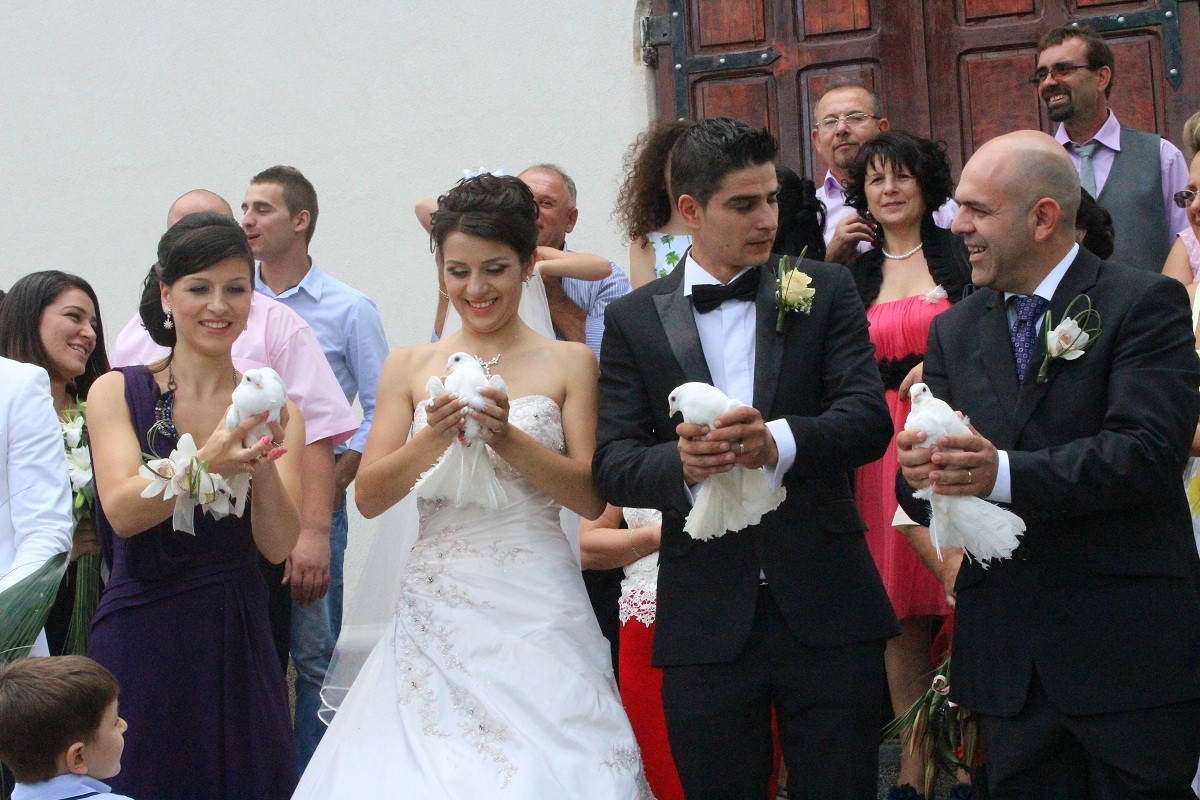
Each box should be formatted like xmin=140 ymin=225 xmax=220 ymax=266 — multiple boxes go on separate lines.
xmin=0 ymin=1 xmax=654 ymax=593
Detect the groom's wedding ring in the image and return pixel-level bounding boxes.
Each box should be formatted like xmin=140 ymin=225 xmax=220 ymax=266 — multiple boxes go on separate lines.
xmin=967 ymin=469 xmax=974 ymax=484
xmin=738 ymin=441 xmax=745 ymax=454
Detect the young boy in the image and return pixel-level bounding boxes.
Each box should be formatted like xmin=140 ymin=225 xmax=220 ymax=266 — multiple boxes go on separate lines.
xmin=0 ymin=656 xmax=131 ymax=800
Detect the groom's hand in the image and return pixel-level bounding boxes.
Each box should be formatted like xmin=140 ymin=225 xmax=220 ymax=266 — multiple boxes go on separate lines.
xmin=677 ymin=422 xmax=736 ymax=486
xmin=710 ymin=406 xmax=778 ymax=470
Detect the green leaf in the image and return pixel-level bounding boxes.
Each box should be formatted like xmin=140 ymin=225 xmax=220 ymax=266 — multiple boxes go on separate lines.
xmin=0 ymin=552 xmax=68 ymax=664
xmin=62 ymin=550 xmax=101 ymax=656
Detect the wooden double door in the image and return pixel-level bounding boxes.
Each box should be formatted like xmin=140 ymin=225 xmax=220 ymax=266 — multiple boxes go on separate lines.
xmin=645 ymin=0 xmax=1200 ymax=180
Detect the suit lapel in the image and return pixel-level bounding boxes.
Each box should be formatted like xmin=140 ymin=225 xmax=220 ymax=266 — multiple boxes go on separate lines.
xmin=978 ymin=289 xmax=1020 ymax=438
xmin=754 ymin=257 xmax=785 ymax=413
xmin=1010 ymin=251 xmax=1101 ymax=437
xmin=653 ymin=252 xmax=714 ymax=385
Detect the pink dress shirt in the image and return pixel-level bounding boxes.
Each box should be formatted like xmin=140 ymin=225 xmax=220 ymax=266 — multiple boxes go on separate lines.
xmin=109 ymin=293 xmax=358 ymax=446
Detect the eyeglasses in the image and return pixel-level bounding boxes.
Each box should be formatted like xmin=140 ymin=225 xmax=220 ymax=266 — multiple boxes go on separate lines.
xmin=1028 ymin=63 xmax=1093 ymax=85
xmin=814 ymin=112 xmax=879 ymax=132
xmin=1174 ymin=189 xmax=1197 ymax=208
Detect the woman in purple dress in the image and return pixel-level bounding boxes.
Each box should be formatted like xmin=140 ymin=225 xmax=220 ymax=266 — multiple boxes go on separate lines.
xmin=86 ymin=213 xmax=302 ymax=800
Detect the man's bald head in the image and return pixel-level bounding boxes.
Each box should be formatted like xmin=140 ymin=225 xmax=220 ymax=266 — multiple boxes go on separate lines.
xmin=953 ymin=131 xmax=1082 ymax=294
xmin=167 ymin=190 xmax=234 ymax=228
xmin=971 ymin=131 xmax=1080 ymax=230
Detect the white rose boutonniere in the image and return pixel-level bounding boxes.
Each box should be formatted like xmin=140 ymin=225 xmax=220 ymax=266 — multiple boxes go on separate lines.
xmin=775 ymin=249 xmax=815 ymax=333
xmin=1036 ymin=294 xmax=1100 ymax=383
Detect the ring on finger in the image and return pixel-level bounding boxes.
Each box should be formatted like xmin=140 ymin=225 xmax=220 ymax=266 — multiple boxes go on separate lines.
xmin=738 ymin=441 xmax=745 ymax=454
xmin=967 ymin=469 xmax=973 ymax=483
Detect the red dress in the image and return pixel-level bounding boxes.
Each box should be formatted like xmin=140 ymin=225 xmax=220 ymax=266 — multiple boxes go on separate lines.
xmin=856 ymin=294 xmax=954 ymax=620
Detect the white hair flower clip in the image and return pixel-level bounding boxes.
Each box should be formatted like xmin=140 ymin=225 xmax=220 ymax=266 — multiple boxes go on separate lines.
xmin=462 ymin=167 xmax=506 ymax=180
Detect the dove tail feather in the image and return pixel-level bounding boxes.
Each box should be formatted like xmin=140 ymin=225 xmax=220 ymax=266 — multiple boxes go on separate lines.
xmin=685 ymin=467 xmax=784 ymax=541
xmin=414 ymin=441 xmax=508 ymax=510
xmin=228 ymin=473 xmax=251 ymax=517
xmin=915 ymin=486 xmax=1025 ymax=565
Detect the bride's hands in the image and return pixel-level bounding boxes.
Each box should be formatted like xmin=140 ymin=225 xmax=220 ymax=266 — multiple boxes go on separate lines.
xmin=471 ymin=386 xmax=511 ymax=446
xmin=425 ymin=393 xmax=468 ymax=442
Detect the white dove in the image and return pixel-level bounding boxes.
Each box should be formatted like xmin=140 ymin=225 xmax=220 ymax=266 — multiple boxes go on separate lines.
xmin=669 ymin=382 xmax=786 ymax=541
xmin=904 ymin=383 xmax=1026 ymax=564
xmin=414 ymin=352 xmax=509 ymax=509
xmin=224 ymin=367 xmax=288 ymax=516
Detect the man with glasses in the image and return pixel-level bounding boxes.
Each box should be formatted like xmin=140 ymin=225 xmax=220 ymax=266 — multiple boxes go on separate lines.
xmin=810 ymin=81 xmax=957 ymax=264
xmin=1035 ymin=25 xmax=1188 ymax=270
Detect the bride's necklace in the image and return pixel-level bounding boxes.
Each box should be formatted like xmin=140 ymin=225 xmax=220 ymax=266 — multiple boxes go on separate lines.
xmin=467 ymin=330 xmax=520 ymax=380
xmin=882 ymin=242 xmax=923 ymax=260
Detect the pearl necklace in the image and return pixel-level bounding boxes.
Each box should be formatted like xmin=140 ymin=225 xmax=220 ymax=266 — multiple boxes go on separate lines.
xmin=881 ymin=242 xmax=923 ymax=260
xmin=475 ymin=352 xmax=502 ymax=379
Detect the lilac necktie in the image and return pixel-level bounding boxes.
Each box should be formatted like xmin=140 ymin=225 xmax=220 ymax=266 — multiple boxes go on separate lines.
xmin=1009 ymin=295 xmax=1048 ymax=381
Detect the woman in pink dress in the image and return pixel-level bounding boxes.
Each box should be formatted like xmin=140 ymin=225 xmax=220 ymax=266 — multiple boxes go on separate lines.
xmin=844 ymin=132 xmax=971 ymax=800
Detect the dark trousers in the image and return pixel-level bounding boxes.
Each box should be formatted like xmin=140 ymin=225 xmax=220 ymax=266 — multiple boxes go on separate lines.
xmin=979 ymin=674 xmax=1200 ymax=799
xmin=660 ymin=586 xmax=886 ymax=800
xmin=583 ymin=566 xmax=623 ymax=679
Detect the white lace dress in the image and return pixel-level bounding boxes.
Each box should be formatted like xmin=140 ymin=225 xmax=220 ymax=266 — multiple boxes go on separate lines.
xmin=294 ymin=397 xmax=651 ymax=799
xmin=619 ymin=507 xmax=662 ymax=628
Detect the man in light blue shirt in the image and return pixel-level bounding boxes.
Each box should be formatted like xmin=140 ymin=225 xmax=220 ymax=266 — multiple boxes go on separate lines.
xmin=242 ymin=165 xmax=389 ymax=772
xmin=519 ymin=164 xmax=632 ymax=359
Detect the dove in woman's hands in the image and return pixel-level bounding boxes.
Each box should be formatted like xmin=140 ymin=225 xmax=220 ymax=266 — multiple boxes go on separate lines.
xmin=415 ymin=353 xmax=509 ymax=509
xmin=223 ymin=367 xmax=289 ymax=515
xmin=227 ymin=368 xmax=288 ymax=447
xmin=669 ymin=382 xmax=786 ymax=541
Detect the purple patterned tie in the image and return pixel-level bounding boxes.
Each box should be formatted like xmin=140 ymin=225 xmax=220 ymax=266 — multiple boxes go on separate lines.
xmin=1009 ymin=295 xmax=1048 ymax=381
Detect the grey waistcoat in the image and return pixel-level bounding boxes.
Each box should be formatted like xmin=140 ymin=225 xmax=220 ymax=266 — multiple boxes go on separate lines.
xmin=1096 ymin=126 xmax=1171 ymax=270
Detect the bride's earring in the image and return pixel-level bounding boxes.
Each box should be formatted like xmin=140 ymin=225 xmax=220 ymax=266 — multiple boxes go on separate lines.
xmin=163 ymin=306 xmax=173 ymax=330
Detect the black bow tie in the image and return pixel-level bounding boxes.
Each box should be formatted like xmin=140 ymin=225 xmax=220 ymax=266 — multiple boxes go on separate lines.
xmin=692 ymin=267 xmax=760 ymax=313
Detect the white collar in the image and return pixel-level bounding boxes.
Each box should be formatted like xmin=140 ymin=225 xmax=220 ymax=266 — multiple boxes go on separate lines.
xmin=683 ymin=253 xmax=756 ymax=297
xmin=1004 ymin=243 xmax=1079 ymax=305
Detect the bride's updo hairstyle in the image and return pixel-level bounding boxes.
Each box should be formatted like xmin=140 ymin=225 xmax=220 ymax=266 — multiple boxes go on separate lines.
xmin=429 ymin=174 xmax=539 ymax=266
xmin=138 ymin=212 xmax=254 ymax=347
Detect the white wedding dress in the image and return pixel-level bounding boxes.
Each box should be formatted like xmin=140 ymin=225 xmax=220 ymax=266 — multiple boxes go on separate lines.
xmin=294 ymin=396 xmax=651 ymax=799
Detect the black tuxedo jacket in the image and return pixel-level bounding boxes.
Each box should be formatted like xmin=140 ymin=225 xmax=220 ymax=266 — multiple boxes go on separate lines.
xmin=593 ymin=256 xmax=899 ymax=667
xmin=915 ymin=247 xmax=1200 ymax=716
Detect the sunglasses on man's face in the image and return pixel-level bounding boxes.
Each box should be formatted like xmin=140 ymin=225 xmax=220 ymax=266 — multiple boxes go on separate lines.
xmin=1174 ymin=189 xmax=1197 ymax=209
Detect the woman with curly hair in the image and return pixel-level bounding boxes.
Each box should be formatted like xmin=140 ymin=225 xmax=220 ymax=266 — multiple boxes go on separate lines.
xmin=844 ymin=131 xmax=972 ymax=800
xmin=616 ymin=119 xmax=692 ymax=287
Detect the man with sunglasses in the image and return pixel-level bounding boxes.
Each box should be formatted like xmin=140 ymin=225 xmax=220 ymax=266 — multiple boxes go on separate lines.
xmin=810 ymin=81 xmax=957 ymax=264
xmin=1035 ymin=25 xmax=1188 ymax=270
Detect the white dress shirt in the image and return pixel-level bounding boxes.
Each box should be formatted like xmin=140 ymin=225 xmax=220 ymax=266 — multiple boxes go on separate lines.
xmin=986 ymin=243 xmax=1079 ymax=503
xmin=682 ymin=255 xmax=796 ymax=494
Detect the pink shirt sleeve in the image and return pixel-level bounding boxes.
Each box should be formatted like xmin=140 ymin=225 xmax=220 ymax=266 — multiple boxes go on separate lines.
xmin=108 ymin=314 xmax=170 ymax=368
xmin=259 ymin=302 xmax=359 ymax=447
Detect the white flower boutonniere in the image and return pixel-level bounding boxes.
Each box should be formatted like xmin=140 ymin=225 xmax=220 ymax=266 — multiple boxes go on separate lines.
xmin=922 ymin=284 xmax=949 ymax=304
xmin=775 ymin=249 xmax=814 ymax=333
xmin=1036 ymin=295 xmax=1101 ymax=383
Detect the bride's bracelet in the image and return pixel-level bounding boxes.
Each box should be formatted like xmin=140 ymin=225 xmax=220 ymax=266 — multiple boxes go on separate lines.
xmin=139 ymin=433 xmax=235 ymax=535
xmin=628 ymin=529 xmax=645 ymax=560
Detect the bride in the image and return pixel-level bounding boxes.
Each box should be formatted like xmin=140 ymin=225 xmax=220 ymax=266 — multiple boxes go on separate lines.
xmin=293 ymin=174 xmax=650 ymax=798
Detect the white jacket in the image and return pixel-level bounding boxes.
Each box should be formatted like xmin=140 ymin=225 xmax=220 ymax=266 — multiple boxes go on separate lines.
xmin=0 ymin=357 xmax=73 ymax=655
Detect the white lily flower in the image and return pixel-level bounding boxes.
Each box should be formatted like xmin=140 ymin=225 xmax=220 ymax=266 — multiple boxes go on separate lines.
xmin=61 ymin=415 xmax=85 ymax=448
xmin=65 ymin=446 xmax=93 ymax=493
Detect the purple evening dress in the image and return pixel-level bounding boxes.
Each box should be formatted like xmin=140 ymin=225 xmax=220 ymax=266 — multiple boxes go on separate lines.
xmin=89 ymin=367 xmax=296 ymax=800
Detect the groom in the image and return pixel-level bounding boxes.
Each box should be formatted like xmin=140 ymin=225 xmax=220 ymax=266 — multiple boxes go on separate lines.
xmin=594 ymin=118 xmax=898 ymax=799
xmin=898 ymin=131 xmax=1200 ymax=796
